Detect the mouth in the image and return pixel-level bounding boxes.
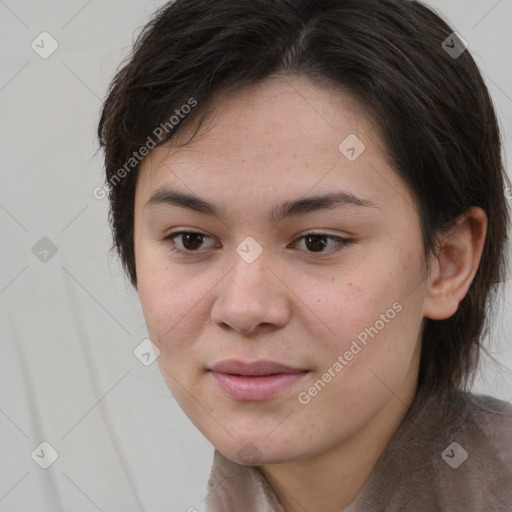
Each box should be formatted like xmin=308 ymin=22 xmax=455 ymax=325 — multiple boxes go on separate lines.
xmin=208 ymin=359 xmax=309 ymax=401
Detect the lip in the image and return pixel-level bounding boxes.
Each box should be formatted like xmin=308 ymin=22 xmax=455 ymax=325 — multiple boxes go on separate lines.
xmin=208 ymin=359 xmax=308 ymax=401
xmin=209 ymin=359 xmax=307 ymax=376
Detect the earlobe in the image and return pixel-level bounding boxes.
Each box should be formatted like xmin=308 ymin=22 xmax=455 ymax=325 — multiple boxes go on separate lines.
xmin=422 ymin=207 xmax=488 ymax=320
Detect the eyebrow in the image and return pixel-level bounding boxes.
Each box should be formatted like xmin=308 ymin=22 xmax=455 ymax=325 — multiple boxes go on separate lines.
xmin=145 ymin=187 xmax=378 ymax=223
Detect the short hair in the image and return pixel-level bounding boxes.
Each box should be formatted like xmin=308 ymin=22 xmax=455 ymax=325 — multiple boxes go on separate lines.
xmin=97 ymin=0 xmax=510 ymax=393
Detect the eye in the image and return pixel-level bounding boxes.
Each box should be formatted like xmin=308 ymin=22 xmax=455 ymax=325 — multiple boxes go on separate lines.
xmin=163 ymin=231 xmax=218 ymax=254
xmin=292 ymin=233 xmax=351 ymax=254
xmin=162 ymin=230 xmax=352 ymax=256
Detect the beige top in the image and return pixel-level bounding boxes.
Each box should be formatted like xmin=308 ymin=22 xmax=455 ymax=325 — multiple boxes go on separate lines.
xmin=204 ymin=386 xmax=512 ymax=511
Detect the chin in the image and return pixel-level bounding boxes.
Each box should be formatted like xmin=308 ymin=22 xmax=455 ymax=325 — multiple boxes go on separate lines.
xmin=213 ymin=434 xmax=306 ymax=466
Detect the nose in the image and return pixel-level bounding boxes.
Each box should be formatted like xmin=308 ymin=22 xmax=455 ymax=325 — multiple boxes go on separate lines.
xmin=210 ymin=248 xmax=291 ymax=336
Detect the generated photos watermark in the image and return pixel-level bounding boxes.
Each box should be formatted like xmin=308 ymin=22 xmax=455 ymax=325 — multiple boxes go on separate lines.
xmin=298 ymin=301 xmax=403 ymax=405
xmin=93 ymin=97 xmax=198 ymax=200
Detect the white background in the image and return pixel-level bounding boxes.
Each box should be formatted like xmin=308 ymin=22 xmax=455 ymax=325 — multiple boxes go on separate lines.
xmin=0 ymin=1 xmax=511 ymax=510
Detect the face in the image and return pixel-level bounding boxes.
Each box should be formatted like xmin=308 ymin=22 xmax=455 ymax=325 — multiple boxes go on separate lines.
xmin=133 ymin=75 xmax=429 ymax=466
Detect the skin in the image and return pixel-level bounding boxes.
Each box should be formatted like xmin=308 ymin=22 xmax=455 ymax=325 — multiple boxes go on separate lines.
xmin=133 ymin=74 xmax=487 ymax=511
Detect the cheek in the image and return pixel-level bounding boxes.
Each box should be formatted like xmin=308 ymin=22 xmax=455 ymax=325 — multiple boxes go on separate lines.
xmin=294 ymin=264 xmax=404 ymax=350
xmin=295 ymin=253 xmax=423 ymax=384
xmin=135 ymin=242 xmax=198 ymax=345
xmin=137 ymin=274 xmax=204 ymax=347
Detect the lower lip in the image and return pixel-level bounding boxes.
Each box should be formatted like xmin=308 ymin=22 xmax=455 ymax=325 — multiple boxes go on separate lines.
xmin=210 ymin=371 xmax=308 ymax=401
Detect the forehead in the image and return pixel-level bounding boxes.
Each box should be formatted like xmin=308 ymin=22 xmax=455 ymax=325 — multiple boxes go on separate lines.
xmin=135 ymin=75 xmax=411 ymax=217
xmin=170 ymin=75 xmax=377 ymax=156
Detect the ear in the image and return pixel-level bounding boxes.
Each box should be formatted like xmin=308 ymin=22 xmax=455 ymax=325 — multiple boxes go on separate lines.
xmin=422 ymin=206 xmax=488 ymax=320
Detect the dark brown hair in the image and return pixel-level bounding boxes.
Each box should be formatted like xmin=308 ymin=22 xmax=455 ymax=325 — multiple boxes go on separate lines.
xmin=97 ymin=0 xmax=510 ymax=392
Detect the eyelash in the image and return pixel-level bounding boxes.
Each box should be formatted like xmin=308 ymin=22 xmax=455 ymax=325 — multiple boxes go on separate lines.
xmin=162 ymin=231 xmax=352 ymax=257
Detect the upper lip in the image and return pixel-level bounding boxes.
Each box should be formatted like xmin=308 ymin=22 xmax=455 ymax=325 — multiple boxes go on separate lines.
xmin=208 ymin=359 xmax=307 ymax=376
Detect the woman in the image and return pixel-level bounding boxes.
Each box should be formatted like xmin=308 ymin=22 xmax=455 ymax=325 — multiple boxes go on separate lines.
xmin=98 ymin=0 xmax=512 ymax=510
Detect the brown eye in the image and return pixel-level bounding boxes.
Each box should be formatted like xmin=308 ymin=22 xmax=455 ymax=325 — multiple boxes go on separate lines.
xmin=163 ymin=231 xmax=217 ymax=254
xmin=178 ymin=232 xmax=206 ymax=251
xmin=294 ymin=234 xmax=351 ymax=254
xmin=304 ymin=235 xmax=329 ymax=252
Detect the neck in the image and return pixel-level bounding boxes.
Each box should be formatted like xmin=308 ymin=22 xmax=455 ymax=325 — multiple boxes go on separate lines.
xmin=258 ymin=368 xmax=419 ymax=512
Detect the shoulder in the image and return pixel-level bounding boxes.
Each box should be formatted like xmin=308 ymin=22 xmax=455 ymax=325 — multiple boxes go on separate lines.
xmin=464 ymin=391 xmax=512 ymax=448
xmin=458 ymin=391 xmax=512 ymax=472
xmin=422 ymin=388 xmax=512 ymax=510
xmin=348 ymin=387 xmax=512 ymax=511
